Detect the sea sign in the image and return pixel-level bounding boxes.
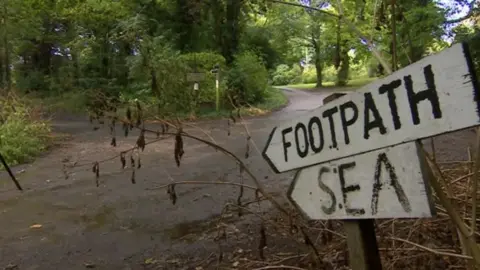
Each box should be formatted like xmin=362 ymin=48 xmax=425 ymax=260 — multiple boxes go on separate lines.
xmin=287 ymin=142 xmax=434 ymax=220
xmin=263 ymin=42 xmax=480 ymax=173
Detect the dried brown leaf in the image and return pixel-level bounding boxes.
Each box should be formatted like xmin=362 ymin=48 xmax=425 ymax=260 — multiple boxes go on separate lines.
xmin=63 ymin=164 xmax=69 ymax=180
xmin=110 ymin=137 xmax=117 ymax=147
xmin=93 ymin=162 xmax=100 ymax=187
xmin=123 ymin=122 xmax=129 ymax=137
xmin=126 ymin=107 xmax=132 ymax=121
xmin=174 ymin=132 xmax=184 ymax=167
xmin=167 ymin=184 xmax=177 ymax=205
xmin=245 ymin=136 xmax=251 ymax=159
xmin=131 ymin=170 xmax=136 ymax=184
xmin=120 ymin=152 xmax=126 ymax=169
xmin=136 ymin=130 xmax=146 ymax=151
xmin=227 ymin=119 xmax=231 ymax=136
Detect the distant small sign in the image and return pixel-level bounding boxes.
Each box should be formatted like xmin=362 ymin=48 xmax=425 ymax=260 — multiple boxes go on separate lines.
xmin=187 ymin=72 xmax=205 ymax=82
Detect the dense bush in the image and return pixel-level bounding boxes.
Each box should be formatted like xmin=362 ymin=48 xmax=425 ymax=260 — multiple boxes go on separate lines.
xmin=0 ymin=92 xmax=51 ymax=167
xmin=271 ymin=64 xmax=302 ymax=85
xmin=301 ymin=66 xmax=317 ymax=83
xmin=226 ymin=51 xmax=269 ymax=104
xmin=179 ymin=52 xmax=227 ymax=107
xmin=323 ymin=66 xmax=337 ymax=82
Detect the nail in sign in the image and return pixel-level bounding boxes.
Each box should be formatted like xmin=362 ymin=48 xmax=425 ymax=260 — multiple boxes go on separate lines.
xmin=287 ymin=142 xmax=435 ymax=220
xmin=262 ymin=42 xmax=480 ymax=173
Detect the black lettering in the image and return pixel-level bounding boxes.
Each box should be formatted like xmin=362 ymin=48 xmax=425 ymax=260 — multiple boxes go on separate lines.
xmin=294 ymin=123 xmax=309 ymax=158
xmin=379 ymin=79 xmax=402 ymax=130
xmin=371 ymin=153 xmax=412 ymax=215
xmin=338 ymin=162 xmax=365 ymax=216
xmin=322 ymin=107 xmax=339 ymax=148
xmin=281 ymin=127 xmax=292 ymax=162
xmin=364 ymin=92 xmax=387 ymax=139
xmin=404 ymin=65 xmax=442 ymax=125
xmin=308 ymin=117 xmax=324 ymax=153
xmin=339 ymin=101 xmax=359 ymax=145
xmin=317 ymin=167 xmax=336 ymax=215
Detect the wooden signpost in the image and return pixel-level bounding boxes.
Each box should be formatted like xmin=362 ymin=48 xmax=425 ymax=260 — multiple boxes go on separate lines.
xmin=287 ymin=142 xmax=435 ymax=220
xmin=262 ymin=43 xmax=480 ymax=173
xmin=262 ymin=42 xmax=479 ymax=270
xmin=186 ymin=72 xmax=206 ymax=82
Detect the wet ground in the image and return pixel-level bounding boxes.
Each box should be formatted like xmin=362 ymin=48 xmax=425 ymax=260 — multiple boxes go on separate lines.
xmin=0 ymin=88 xmax=477 ymax=270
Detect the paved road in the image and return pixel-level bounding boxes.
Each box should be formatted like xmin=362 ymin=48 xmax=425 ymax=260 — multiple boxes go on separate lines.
xmin=0 ymin=87 xmax=476 ymax=269
xmin=0 ymin=88 xmax=339 ymax=270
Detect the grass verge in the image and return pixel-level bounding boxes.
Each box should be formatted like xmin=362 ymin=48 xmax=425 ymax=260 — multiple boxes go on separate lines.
xmin=0 ymin=91 xmax=52 ymax=169
xmin=147 ymin=86 xmax=289 ymax=121
xmin=36 ymin=87 xmax=288 ymax=122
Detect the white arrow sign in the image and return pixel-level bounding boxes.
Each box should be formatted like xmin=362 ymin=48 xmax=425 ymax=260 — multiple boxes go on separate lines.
xmin=287 ymin=142 xmax=435 ymax=220
xmin=262 ymin=42 xmax=480 ymax=173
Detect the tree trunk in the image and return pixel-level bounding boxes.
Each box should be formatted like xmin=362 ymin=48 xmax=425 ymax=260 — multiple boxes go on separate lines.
xmin=223 ymin=0 xmax=241 ymax=65
xmin=2 ymin=1 xmax=10 ymax=91
xmin=210 ymin=0 xmax=224 ymax=53
xmin=336 ymin=42 xmax=350 ymax=86
xmin=313 ymin=39 xmax=323 ymax=87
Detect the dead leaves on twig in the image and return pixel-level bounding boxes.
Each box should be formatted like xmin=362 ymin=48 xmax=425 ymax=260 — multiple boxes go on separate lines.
xmin=123 ymin=122 xmax=129 ymax=137
xmin=174 ymin=131 xmax=184 ymax=167
xmin=245 ymin=136 xmax=251 ymax=159
xmin=126 ymin=106 xmax=132 ymax=122
xmin=120 ymin=152 xmax=126 ymax=169
xmin=137 ymin=130 xmax=146 ymax=151
xmin=167 ymin=184 xmax=177 ymax=205
xmin=227 ymin=119 xmax=231 ymax=136
xmin=92 ymin=162 xmax=100 ymax=187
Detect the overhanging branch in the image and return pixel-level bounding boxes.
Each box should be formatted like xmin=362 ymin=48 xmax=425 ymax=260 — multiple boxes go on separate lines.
xmin=269 ymin=0 xmax=339 ymax=18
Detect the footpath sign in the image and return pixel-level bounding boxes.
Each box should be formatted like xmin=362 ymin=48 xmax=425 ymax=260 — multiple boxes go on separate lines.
xmin=263 ymin=42 xmax=479 ymax=270
xmin=262 ymin=43 xmax=480 ymax=173
xmin=287 ymin=141 xmax=435 ymax=220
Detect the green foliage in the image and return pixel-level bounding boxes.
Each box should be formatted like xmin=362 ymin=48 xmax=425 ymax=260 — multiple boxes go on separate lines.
xmin=240 ymin=25 xmax=280 ymax=70
xmin=226 ymin=51 xmax=269 ymax=104
xmin=271 ymin=64 xmax=302 ymax=85
xmin=0 ymin=94 xmax=51 ymax=167
xmin=301 ymin=66 xmax=317 ymax=84
xmin=454 ymin=25 xmax=480 ymax=84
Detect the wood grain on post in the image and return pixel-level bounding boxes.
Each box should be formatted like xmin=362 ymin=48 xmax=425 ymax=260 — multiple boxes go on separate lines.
xmin=323 ymin=92 xmax=383 ymax=270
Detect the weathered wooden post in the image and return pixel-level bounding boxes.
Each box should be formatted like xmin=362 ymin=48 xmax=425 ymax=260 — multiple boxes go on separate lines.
xmin=263 ymin=42 xmax=480 ymax=269
xmin=323 ymin=92 xmax=382 ymax=270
